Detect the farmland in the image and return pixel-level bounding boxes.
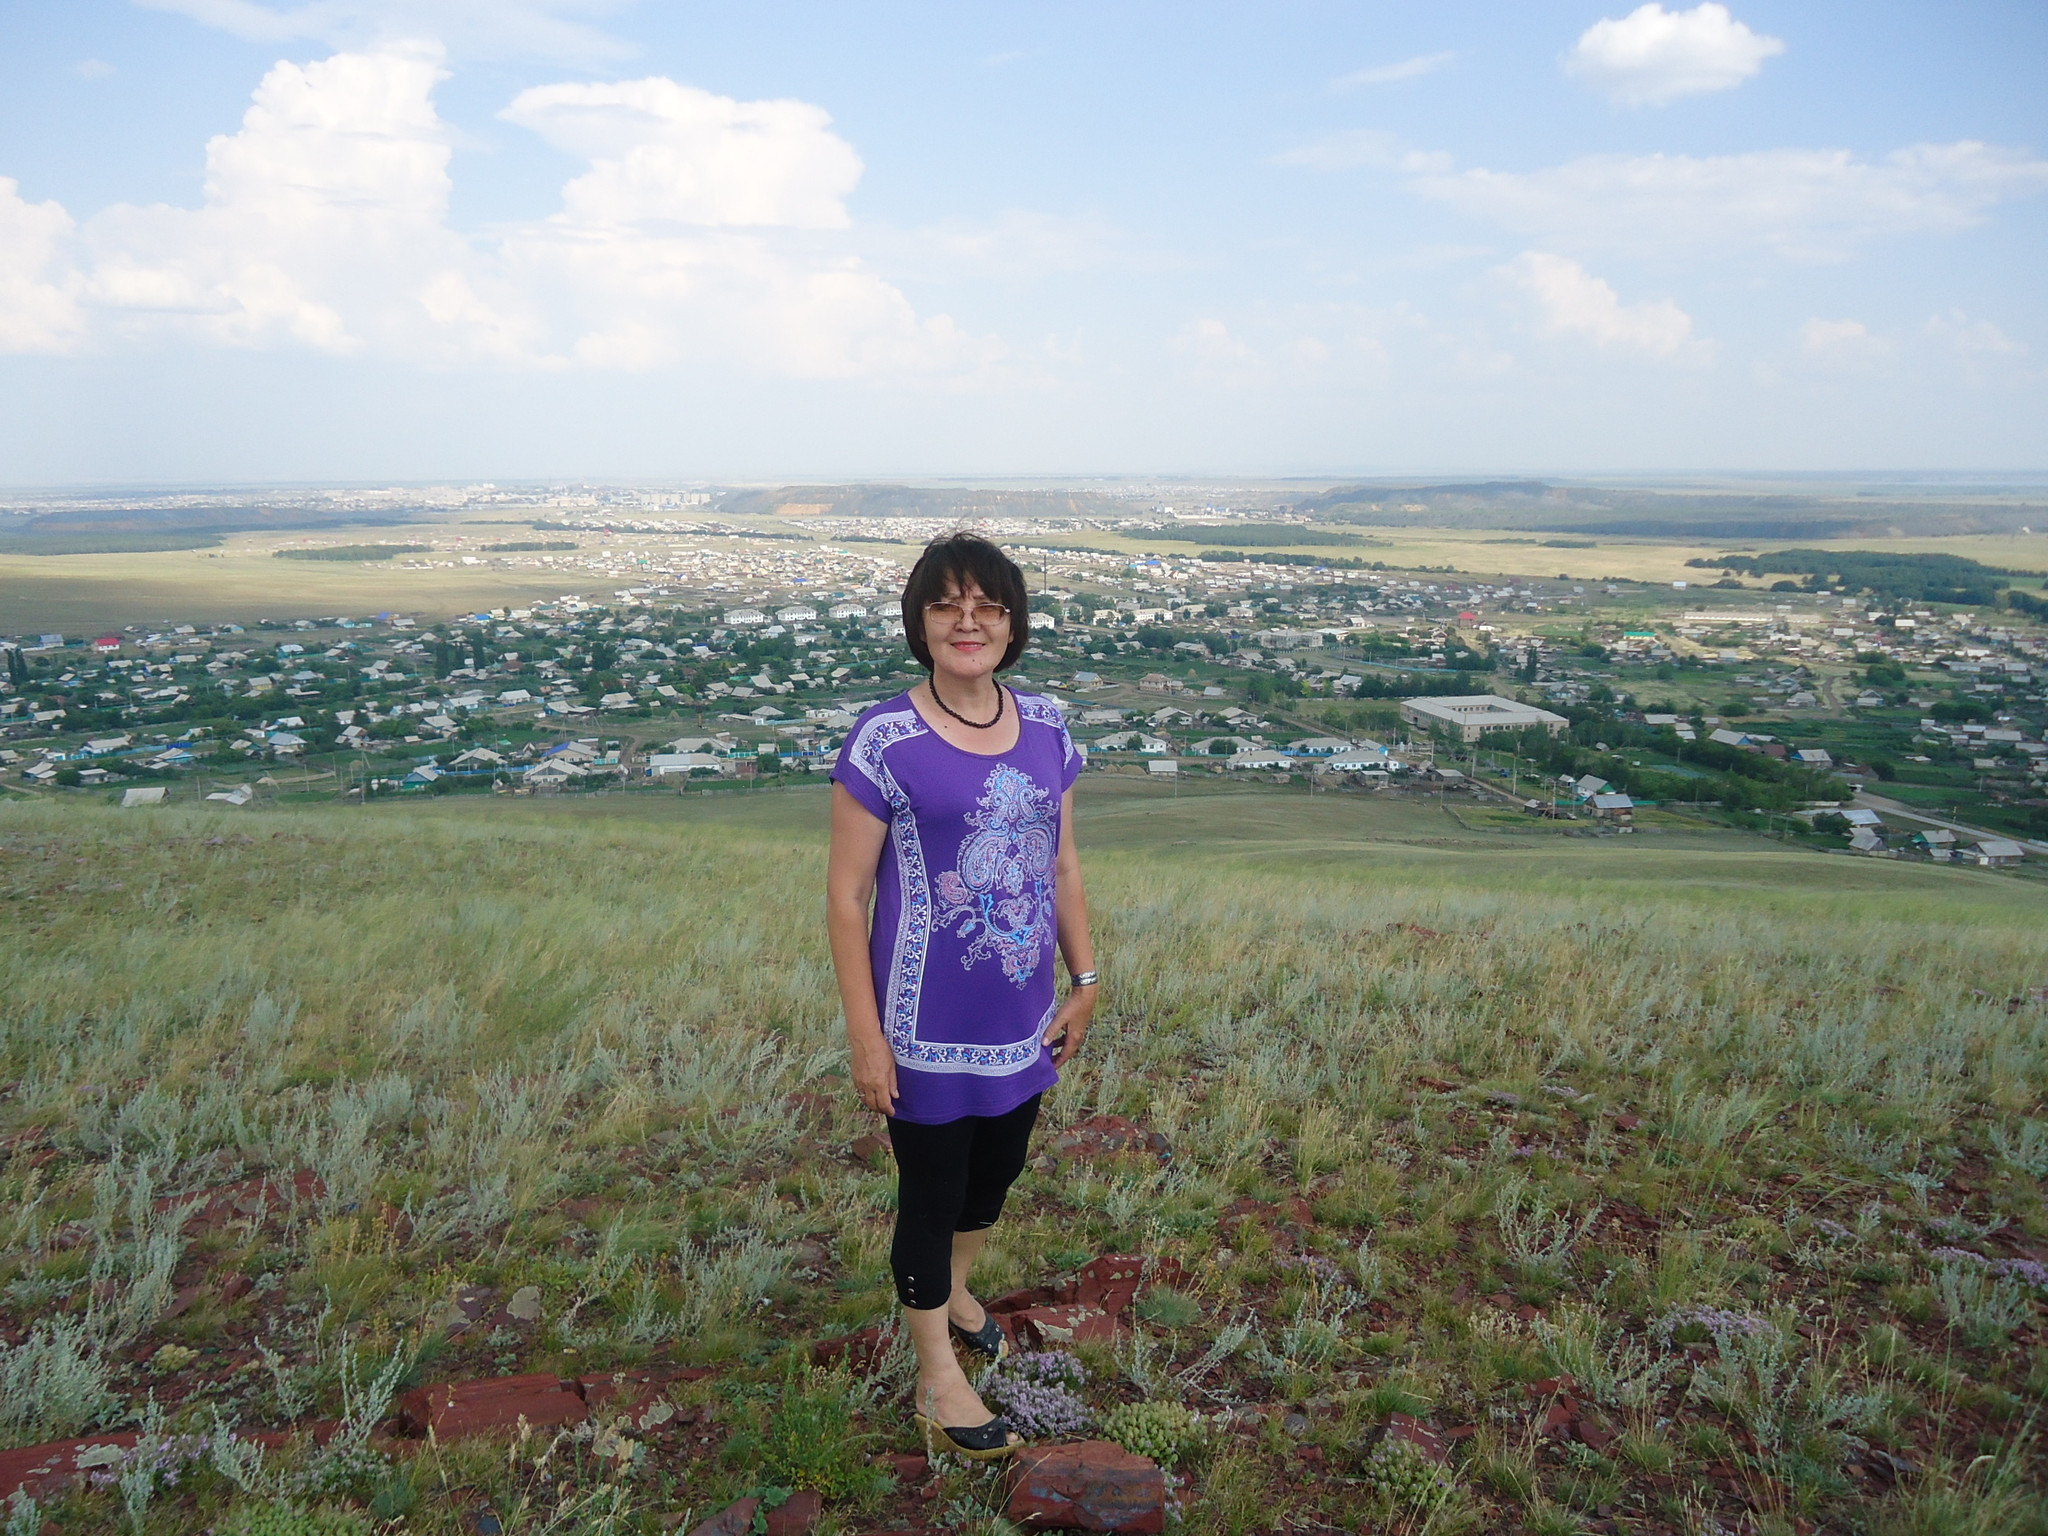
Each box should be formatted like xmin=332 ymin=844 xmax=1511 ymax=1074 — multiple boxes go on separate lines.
xmin=1 ymin=781 xmax=2044 ymax=1534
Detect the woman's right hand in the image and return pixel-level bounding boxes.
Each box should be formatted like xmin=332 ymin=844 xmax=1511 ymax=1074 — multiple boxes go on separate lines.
xmin=851 ymin=1035 xmax=899 ymax=1116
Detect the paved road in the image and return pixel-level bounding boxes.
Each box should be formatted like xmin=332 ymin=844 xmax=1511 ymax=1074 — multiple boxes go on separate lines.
xmin=1853 ymin=791 xmax=2048 ymax=856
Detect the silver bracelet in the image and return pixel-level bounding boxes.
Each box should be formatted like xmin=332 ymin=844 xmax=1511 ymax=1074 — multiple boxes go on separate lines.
xmin=1069 ymin=969 xmax=1099 ymax=988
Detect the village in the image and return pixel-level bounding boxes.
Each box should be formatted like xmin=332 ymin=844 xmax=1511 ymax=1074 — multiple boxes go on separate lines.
xmin=3 ymin=522 xmax=2045 ymax=869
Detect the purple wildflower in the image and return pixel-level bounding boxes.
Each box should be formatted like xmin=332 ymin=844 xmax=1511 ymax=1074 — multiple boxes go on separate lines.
xmin=985 ymin=1350 xmax=1092 ymax=1439
xmin=1653 ymin=1307 xmax=1774 ymax=1350
xmin=1279 ymin=1253 xmax=1346 ymax=1285
xmin=1992 ymin=1258 xmax=2048 ymax=1290
xmin=1927 ymin=1247 xmax=1989 ymax=1267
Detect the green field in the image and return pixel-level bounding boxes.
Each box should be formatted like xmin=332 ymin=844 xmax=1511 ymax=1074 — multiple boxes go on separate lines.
xmin=1 ymin=782 xmax=2044 ymax=1534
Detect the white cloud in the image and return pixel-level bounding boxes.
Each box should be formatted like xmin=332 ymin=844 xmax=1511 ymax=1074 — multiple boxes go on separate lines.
xmin=1797 ymin=317 xmax=1892 ymax=369
xmin=76 ymin=58 xmax=116 ymax=79
xmin=0 ymin=47 xmax=987 ymax=378
xmin=1172 ymin=316 xmax=1256 ymax=364
xmin=1413 ymin=141 xmax=2048 ymax=261
xmin=1333 ymin=52 xmax=1455 ymax=89
xmin=1273 ymin=130 xmax=1452 ymax=175
xmin=877 ymin=209 xmax=1136 ymax=284
xmin=1925 ymin=309 xmax=2027 ymax=356
xmin=0 ymin=179 xmax=84 ymax=353
xmin=501 ymin=78 xmax=862 ymax=229
xmin=1565 ymin=3 xmax=1784 ymax=106
xmin=1799 ymin=317 xmax=1886 ymax=357
xmin=1500 ymin=251 xmax=1696 ymax=356
xmin=135 ymin=0 xmax=636 ymax=61
xmin=80 ymin=47 xmax=474 ymax=355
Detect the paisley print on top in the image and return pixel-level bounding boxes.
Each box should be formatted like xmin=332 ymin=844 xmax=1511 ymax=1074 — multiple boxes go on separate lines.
xmin=934 ymin=763 xmax=1058 ymax=985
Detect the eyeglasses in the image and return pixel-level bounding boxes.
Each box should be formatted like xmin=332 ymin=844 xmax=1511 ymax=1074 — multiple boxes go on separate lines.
xmin=923 ymin=600 xmax=1011 ymax=627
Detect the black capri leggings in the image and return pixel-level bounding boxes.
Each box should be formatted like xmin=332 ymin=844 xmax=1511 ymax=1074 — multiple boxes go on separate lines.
xmin=886 ymin=1093 xmax=1042 ymax=1310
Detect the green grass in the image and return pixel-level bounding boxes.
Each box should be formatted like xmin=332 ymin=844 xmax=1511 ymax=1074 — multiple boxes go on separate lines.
xmin=1 ymin=781 xmax=2044 ymax=1533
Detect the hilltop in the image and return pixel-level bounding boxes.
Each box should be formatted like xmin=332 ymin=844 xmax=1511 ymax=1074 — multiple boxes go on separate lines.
xmin=0 ymin=783 xmax=2043 ymax=1534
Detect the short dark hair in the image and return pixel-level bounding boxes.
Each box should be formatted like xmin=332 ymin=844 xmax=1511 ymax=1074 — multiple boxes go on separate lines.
xmin=899 ymin=534 xmax=1031 ymax=672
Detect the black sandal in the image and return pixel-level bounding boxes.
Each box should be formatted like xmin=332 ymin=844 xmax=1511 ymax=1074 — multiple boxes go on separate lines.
xmin=915 ymin=1410 xmax=1022 ymax=1461
xmin=949 ymin=1310 xmax=1008 ymax=1361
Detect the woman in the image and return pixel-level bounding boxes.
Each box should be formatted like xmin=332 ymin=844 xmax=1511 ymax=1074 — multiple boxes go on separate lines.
xmin=826 ymin=534 xmax=1099 ymax=1461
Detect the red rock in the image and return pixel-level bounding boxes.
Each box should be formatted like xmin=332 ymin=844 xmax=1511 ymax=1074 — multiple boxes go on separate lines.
xmin=160 ymin=1170 xmax=324 ymax=1230
xmin=987 ymin=1285 xmax=1057 ymax=1315
xmin=1076 ymin=1254 xmax=1145 ymax=1315
xmin=398 ymin=1374 xmax=587 ymax=1440
xmin=686 ymin=1500 xmax=759 ymax=1536
xmin=1012 ymin=1304 xmax=1121 ymax=1349
xmin=884 ymin=1451 xmax=930 ymax=1483
xmin=1538 ymin=1402 xmax=1576 ymax=1437
xmin=1613 ymin=1114 xmax=1641 ymax=1131
xmin=765 ymin=1490 xmax=822 ymax=1535
xmin=812 ymin=1324 xmax=887 ymax=1370
xmin=1005 ymin=1440 xmax=1165 ymax=1534
xmin=216 ymin=1272 xmax=254 ymax=1303
xmin=0 ymin=1435 xmax=140 ymax=1500
xmin=686 ymin=1491 xmax=820 ymax=1536
xmin=374 ymin=1200 xmax=416 ymax=1242
xmin=579 ymin=1368 xmax=678 ymax=1415
xmin=849 ymin=1134 xmax=889 ymax=1164
xmin=1575 ymin=1414 xmax=1618 ymax=1452
xmin=1050 ymin=1115 xmax=1153 ymax=1158
xmin=1383 ymin=1413 xmax=1447 ymax=1464
xmin=160 ymin=1284 xmax=207 ymax=1320
xmin=1280 ymin=1196 xmax=1315 ymax=1228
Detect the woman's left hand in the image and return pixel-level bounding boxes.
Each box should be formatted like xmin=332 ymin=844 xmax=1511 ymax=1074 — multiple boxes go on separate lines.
xmin=1043 ymin=988 xmax=1096 ymax=1068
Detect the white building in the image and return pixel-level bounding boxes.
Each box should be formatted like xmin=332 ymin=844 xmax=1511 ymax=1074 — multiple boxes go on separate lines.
xmin=1400 ymin=695 xmax=1569 ymax=743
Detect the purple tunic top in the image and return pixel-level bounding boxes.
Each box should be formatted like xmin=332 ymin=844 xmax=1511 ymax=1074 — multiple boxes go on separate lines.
xmin=831 ymin=688 xmax=1083 ymax=1125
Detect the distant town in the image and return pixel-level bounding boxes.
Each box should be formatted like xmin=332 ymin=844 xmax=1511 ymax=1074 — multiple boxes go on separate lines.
xmin=4 ymin=496 xmax=2046 ymax=868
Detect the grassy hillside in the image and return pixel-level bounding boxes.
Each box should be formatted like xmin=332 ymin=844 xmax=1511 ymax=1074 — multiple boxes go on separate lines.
xmin=1 ymin=784 xmax=2044 ymax=1534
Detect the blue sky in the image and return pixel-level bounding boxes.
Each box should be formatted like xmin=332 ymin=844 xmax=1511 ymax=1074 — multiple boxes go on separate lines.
xmin=0 ymin=0 xmax=2042 ymax=482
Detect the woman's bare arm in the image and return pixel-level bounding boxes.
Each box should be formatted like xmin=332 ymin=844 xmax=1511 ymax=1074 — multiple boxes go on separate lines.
xmin=827 ymin=783 xmax=898 ymax=1114
xmin=1044 ymin=785 xmax=1097 ymax=1067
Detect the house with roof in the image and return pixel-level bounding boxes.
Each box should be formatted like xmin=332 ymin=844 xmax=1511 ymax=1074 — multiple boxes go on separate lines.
xmin=1400 ymin=695 xmax=1569 ymax=743
xmin=1190 ymin=735 xmax=1261 ymax=757
xmin=1911 ymin=828 xmax=1956 ymax=860
xmin=1092 ymin=731 xmax=1170 ymax=755
xmin=647 ymin=752 xmax=733 ymax=778
xmin=522 ymin=759 xmax=587 ymax=790
xmin=1973 ymin=838 xmax=2026 ymax=867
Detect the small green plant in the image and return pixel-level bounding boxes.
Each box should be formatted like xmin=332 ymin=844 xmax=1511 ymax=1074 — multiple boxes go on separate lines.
xmin=218 ymin=1503 xmax=373 ymax=1536
xmin=1100 ymin=1400 xmax=1208 ymax=1468
xmin=1360 ymin=1434 xmax=1456 ymax=1517
xmin=724 ymin=1362 xmax=888 ymax=1501
xmin=1493 ymin=1177 xmax=1599 ymax=1284
xmin=1930 ymin=1252 xmax=2035 ymax=1349
xmin=0 ymin=1318 xmax=118 ymax=1438
xmin=148 ymin=1343 xmax=198 ymax=1376
xmin=1135 ymin=1288 xmax=1202 ymax=1329
xmin=1986 ymin=1117 xmax=2048 ymax=1179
